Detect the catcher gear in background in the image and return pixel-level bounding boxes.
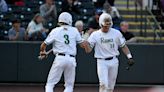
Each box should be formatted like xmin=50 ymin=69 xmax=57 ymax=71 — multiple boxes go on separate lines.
xmin=58 ymin=12 xmax=72 ymax=25
xmin=99 ymin=13 xmax=113 ymax=28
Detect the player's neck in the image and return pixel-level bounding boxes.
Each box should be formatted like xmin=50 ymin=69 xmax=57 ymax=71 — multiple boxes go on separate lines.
xmin=101 ymin=28 xmax=109 ymax=33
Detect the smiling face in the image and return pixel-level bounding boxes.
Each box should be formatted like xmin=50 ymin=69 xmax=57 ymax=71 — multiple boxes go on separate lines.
xmin=101 ymin=22 xmax=110 ymax=33
xmin=101 ymin=17 xmax=113 ymax=33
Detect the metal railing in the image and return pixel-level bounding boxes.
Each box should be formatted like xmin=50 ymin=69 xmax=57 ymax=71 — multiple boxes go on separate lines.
xmin=133 ymin=0 xmax=162 ymax=42
xmin=146 ymin=6 xmax=162 ymax=42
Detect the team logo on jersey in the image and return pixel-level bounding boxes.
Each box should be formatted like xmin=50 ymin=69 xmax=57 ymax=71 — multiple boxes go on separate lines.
xmin=101 ymin=37 xmax=113 ymax=43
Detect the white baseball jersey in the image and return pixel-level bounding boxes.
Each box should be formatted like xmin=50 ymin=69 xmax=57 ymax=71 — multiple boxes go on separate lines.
xmin=44 ymin=25 xmax=83 ymax=56
xmin=88 ymin=28 xmax=126 ymax=58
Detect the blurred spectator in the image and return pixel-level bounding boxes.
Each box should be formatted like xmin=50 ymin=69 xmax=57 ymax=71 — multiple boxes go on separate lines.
xmin=14 ymin=0 xmax=25 ymax=6
xmin=103 ymin=0 xmax=120 ymax=18
xmin=40 ymin=0 xmax=57 ymax=23
xmin=160 ymin=0 xmax=164 ymax=12
xmin=85 ymin=8 xmax=103 ymax=37
xmin=8 ymin=19 xmax=26 ymax=41
xmin=0 ymin=23 xmax=5 ymax=40
xmin=92 ymin=0 xmax=115 ymax=9
xmin=61 ymin=0 xmax=81 ymax=21
xmin=0 ymin=0 xmax=8 ymax=12
xmin=119 ymin=21 xmax=137 ymax=43
xmin=103 ymin=0 xmax=122 ymax=29
xmin=75 ymin=20 xmax=84 ymax=36
xmin=26 ymin=13 xmax=49 ymax=41
xmin=5 ymin=0 xmax=25 ymax=6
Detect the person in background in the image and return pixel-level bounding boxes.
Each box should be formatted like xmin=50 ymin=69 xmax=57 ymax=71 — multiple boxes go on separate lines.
xmin=8 ymin=19 xmax=26 ymax=41
xmin=26 ymin=13 xmax=49 ymax=41
xmin=103 ymin=0 xmax=122 ymax=29
xmin=92 ymin=0 xmax=115 ymax=9
xmin=160 ymin=0 xmax=164 ymax=12
xmin=61 ymin=0 xmax=81 ymax=21
xmin=40 ymin=0 xmax=57 ymax=23
xmin=84 ymin=8 xmax=103 ymax=39
xmin=0 ymin=0 xmax=8 ymax=12
xmin=103 ymin=0 xmax=120 ymax=18
xmin=75 ymin=20 xmax=84 ymax=36
xmin=119 ymin=21 xmax=137 ymax=43
xmin=0 ymin=23 xmax=4 ymax=40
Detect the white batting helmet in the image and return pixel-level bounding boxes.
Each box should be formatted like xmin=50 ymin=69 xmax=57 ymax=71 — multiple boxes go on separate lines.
xmin=58 ymin=12 xmax=72 ymax=25
xmin=99 ymin=13 xmax=113 ymax=28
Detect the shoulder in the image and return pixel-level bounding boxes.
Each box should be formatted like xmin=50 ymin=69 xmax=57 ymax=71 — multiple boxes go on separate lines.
xmin=8 ymin=28 xmax=14 ymax=32
xmin=51 ymin=27 xmax=60 ymax=33
xmin=110 ymin=28 xmax=122 ymax=35
xmin=28 ymin=21 xmax=35 ymax=26
xmin=126 ymin=31 xmax=133 ymax=35
xmin=91 ymin=29 xmax=101 ymax=36
xmin=40 ymin=4 xmax=46 ymax=8
xmin=69 ymin=26 xmax=80 ymax=35
xmin=70 ymin=26 xmax=78 ymax=31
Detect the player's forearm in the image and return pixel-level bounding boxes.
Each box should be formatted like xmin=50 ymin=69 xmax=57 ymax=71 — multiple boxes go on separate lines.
xmin=121 ymin=45 xmax=132 ymax=59
xmin=84 ymin=42 xmax=92 ymax=53
xmin=40 ymin=42 xmax=47 ymax=52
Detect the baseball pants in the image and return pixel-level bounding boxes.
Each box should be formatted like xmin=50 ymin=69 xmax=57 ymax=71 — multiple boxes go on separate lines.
xmin=45 ymin=54 xmax=76 ymax=92
xmin=97 ymin=57 xmax=119 ymax=92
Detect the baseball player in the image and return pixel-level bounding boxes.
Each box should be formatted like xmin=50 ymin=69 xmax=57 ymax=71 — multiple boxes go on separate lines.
xmin=40 ymin=12 xmax=85 ymax=92
xmin=84 ymin=13 xmax=135 ymax=92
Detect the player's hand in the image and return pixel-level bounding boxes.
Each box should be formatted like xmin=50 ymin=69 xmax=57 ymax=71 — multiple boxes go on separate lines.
xmin=80 ymin=41 xmax=88 ymax=48
xmin=40 ymin=51 xmax=47 ymax=59
xmin=127 ymin=58 xmax=135 ymax=66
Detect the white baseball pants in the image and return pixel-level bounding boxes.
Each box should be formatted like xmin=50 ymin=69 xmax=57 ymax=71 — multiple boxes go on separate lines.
xmin=97 ymin=57 xmax=119 ymax=92
xmin=45 ymin=55 xmax=76 ymax=92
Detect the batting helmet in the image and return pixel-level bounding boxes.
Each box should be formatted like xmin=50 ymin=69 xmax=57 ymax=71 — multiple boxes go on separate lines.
xmin=99 ymin=13 xmax=113 ymax=28
xmin=58 ymin=12 xmax=72 ymax=25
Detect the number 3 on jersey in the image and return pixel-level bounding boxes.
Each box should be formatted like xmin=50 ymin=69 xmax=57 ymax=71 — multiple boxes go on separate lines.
xmin=64 ymin=34 xmax=70 ymax=44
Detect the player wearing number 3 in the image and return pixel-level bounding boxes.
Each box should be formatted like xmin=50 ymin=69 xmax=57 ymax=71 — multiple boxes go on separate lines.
xmin=84 ymin=13 xmax=135 ymax=92
xmin=40 ymin=12 xmax=86 ymax=92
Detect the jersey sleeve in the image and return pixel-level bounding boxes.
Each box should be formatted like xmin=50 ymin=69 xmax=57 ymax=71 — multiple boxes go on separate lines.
xmin=44 ymin=29 xmax=56 ymax=45
xmin=118 ymin=31 xmax=126 ymax=47
xmin=87 ymin=32 xmax=96 ymax=48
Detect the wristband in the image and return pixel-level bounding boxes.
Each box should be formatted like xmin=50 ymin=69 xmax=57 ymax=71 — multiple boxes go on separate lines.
xmin=127 ymin=54 xmax=132 ymax=59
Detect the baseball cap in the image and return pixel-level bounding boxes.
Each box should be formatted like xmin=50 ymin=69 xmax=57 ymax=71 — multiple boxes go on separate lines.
xmin=95 ymin=8 xmax=103 ymax=15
